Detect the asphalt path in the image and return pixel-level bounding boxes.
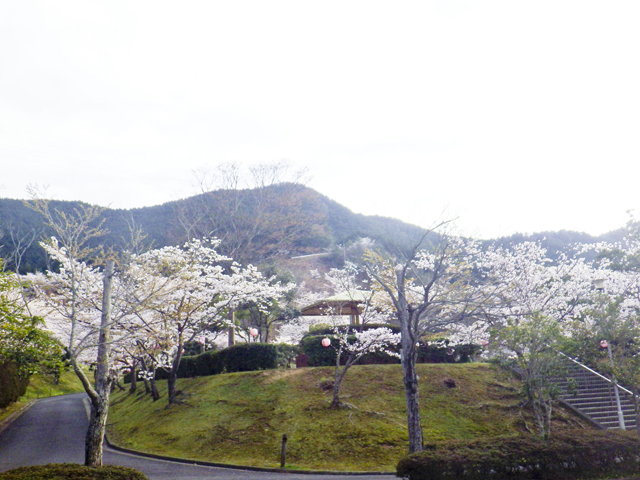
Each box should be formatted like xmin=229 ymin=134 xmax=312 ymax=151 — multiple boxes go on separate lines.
xmin=0 ymin=393 xmax=397 ymax=480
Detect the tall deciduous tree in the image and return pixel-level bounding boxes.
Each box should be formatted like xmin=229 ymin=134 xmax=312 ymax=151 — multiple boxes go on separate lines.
xmin=364 ymin=230 xmax=492 ymax=452
xmin=27 ymin=195 xmax=156 ymax=466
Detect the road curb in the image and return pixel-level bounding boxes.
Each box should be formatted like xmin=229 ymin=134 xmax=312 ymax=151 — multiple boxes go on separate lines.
xmin=104 ymin=434 xmax=394 ymax=476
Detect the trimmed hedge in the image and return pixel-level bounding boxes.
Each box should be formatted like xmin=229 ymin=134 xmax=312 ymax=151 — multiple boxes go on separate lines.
xmin=0 ymin=361 xmax=30 ymax=408
xmin=396 ymin=429 xmax=640 ymax=480
xmin=0 ymin=464 xmax=148 ymax=480
xmin=299 ymin=334 xmax=401 ymax=367
xmin=416 ymin=342 xmax=481 ymax=364
xmin=299 ymin=334 xmax=480 ymax=367
xmin=155 ymin=343 xmax=299 ymax=380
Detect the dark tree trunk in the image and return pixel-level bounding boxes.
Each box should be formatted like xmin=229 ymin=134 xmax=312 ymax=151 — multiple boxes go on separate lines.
xmin=150 ymin=376 xmax=160 ymax=401
xmin=142 ymin=377 xmax=150 ymax=395
xmin=167 ymin=342 xmax=184 ymax=405
xmin=129 ymin=359 xmax=137 ymax=394
xmin=401 ymin=335 xmax=423 ymax=453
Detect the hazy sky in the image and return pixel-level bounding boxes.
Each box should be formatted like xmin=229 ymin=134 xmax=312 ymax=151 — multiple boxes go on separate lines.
xmin=1 ymin=1 xmax=639 ymax=239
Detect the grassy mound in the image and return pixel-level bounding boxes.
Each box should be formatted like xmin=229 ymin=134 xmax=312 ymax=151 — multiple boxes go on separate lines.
xmin=107 ymin=363 xmax=589 ymax=472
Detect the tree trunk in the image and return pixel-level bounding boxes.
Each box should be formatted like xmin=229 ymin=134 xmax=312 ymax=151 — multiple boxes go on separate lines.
xmin=85 ymin=394 xmax=110 ymax=467
xmin=331 ymin=367 xmax=348 ymax=408
xmin=400 ymin=319 xmax=424 ymax=453
xmin=167 ymin=343 xmax=184 ymax=405
xmin=142 ymin=377 xmax=150 ymax=395
xmin=129 ymin=359 xmax=137 ymax=394
xmin=402 ymin=340 xmax=423 ymax=453
xmin=150 ymin=375 xmax=160 ymax=401
xmin=85 ymin=260 xmax=114 ymax=467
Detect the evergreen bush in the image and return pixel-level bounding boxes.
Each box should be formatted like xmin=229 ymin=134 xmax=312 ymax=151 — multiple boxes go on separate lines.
xmin=396 ymin=430 xmax=640 ymax=480
xmin=154 ymin=343 xmax=298 ymax=379
xmin=0 ymin=464 xmax=149 ymax=480
xmin=0 ymin=362 xmax=30 ymax=408
xmin=299 ymin=334 xmax=401 ymax=366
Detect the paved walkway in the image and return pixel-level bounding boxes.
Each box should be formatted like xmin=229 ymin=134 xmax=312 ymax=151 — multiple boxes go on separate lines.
xmin=0 ymin=393 xmax=396 ymax=480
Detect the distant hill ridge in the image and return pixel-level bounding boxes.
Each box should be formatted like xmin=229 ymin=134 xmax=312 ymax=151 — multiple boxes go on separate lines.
xmin=0 ymin=183 xmax=625 ymax=274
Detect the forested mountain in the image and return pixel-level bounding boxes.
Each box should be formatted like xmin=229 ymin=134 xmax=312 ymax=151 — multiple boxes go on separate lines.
xmin=0 ymin=183 xmax=626 ymax=274
xmin=0 ymin=184 xmax=426 ymax=273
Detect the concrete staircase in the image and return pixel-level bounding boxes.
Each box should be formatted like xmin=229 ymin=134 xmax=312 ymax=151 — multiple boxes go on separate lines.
xmin=556 ymin=354 xmax=637 ymax=430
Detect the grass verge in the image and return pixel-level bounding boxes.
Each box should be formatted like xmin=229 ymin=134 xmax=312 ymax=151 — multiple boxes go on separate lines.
xmin=107 ymin=363 xmax=590 ymax=472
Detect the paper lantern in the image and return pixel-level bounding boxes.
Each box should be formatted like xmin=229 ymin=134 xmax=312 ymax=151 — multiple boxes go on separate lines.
xmin=321 ymin=337 xmax=331 ymax=348
xmin=249 ymin=328 xmax=259 ymax=338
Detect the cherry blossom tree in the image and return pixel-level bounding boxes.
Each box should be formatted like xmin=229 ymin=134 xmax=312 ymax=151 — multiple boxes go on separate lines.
xmin=132 ymin=238 xmax=293 ymax=405
xmin=364 ymin=230 xmax=496 ymax=453
xmin=326 ymin=326 xmax=399 ymax=408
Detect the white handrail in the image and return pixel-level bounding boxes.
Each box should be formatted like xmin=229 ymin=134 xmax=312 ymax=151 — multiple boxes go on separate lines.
xmin=557 ymin=350 xmax=634 ymax=397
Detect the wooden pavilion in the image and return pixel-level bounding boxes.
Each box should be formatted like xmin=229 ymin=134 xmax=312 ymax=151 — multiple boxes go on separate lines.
xmin=299 ymin=290 xmax=373 ymax=325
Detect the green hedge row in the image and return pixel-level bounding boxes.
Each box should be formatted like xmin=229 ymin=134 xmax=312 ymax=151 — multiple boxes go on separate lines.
xmin=396 ymin=429 xmax=640 ymax=480
xmin=0 ymin=464 xmax=148 ymax=480
xmin=155 ymin=343 xmax=298 ymax=380
xmin=0 ymin=361 xmax=30 ymax=408
xmin=416 ymin=342 xmax=481 ymax=364
xmin=299 ymin=335 xmax=480 ymax=367
xmin=299 ymin=334 xmax=400 ymax=367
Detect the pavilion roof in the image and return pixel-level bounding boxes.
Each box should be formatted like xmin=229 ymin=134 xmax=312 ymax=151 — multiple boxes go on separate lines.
xmin=299 ymin=290 xmax=373 ymax=316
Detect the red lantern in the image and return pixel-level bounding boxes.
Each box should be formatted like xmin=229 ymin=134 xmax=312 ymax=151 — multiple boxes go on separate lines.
xmin=600 ymin=340 xmax=609 ymax=348
xmin=321 ymin=337 xmax=331 ymax=348
xmin=249 ymin=328 xmax=258 ymax=338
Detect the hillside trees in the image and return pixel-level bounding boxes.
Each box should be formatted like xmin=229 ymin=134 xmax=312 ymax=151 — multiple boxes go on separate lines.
xmin=178 ymin=161 xmax=329 ymax=264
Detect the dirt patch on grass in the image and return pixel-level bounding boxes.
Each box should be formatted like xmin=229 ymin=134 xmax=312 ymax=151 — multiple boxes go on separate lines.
xmin=262 ymin=368 xmax=305 ymax=383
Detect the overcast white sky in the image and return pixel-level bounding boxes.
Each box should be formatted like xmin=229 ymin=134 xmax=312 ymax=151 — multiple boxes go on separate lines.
xmin=1 ymin=1 xmax=638 ymax=239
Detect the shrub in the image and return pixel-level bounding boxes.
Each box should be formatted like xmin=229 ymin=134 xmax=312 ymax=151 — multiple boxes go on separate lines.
xmin=299 ymin=334 xmax=400 ymax=367
xmin=151 ymin=343 xmax=299 ymax=380
xmin=217 ymin=342 xmax=280 ymax=373
xmin=0 ymin=361 xmax=30 ymax=408
xmin=0 ymin=464 xmax=148 ymax=480
xmin=396 ymin=429 xmax=640 ymax=480
xmin=416 ymin=342 xmax=481 ymax=364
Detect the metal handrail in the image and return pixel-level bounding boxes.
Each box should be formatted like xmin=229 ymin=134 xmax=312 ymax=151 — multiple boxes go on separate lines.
xmin=557 ymin=350 xmax=634 ymax=397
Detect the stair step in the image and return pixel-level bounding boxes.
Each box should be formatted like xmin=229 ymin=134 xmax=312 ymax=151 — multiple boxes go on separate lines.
xmin=554 ymin=355 xmax=639 ymax=431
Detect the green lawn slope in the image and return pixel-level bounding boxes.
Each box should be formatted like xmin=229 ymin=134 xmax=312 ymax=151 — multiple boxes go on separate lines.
xmin=107 ymin=363 xmax=589 ymax=472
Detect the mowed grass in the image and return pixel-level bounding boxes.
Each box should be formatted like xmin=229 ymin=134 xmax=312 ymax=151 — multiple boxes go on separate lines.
xmin=108 ymin=363 xmax=588 ymax=472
